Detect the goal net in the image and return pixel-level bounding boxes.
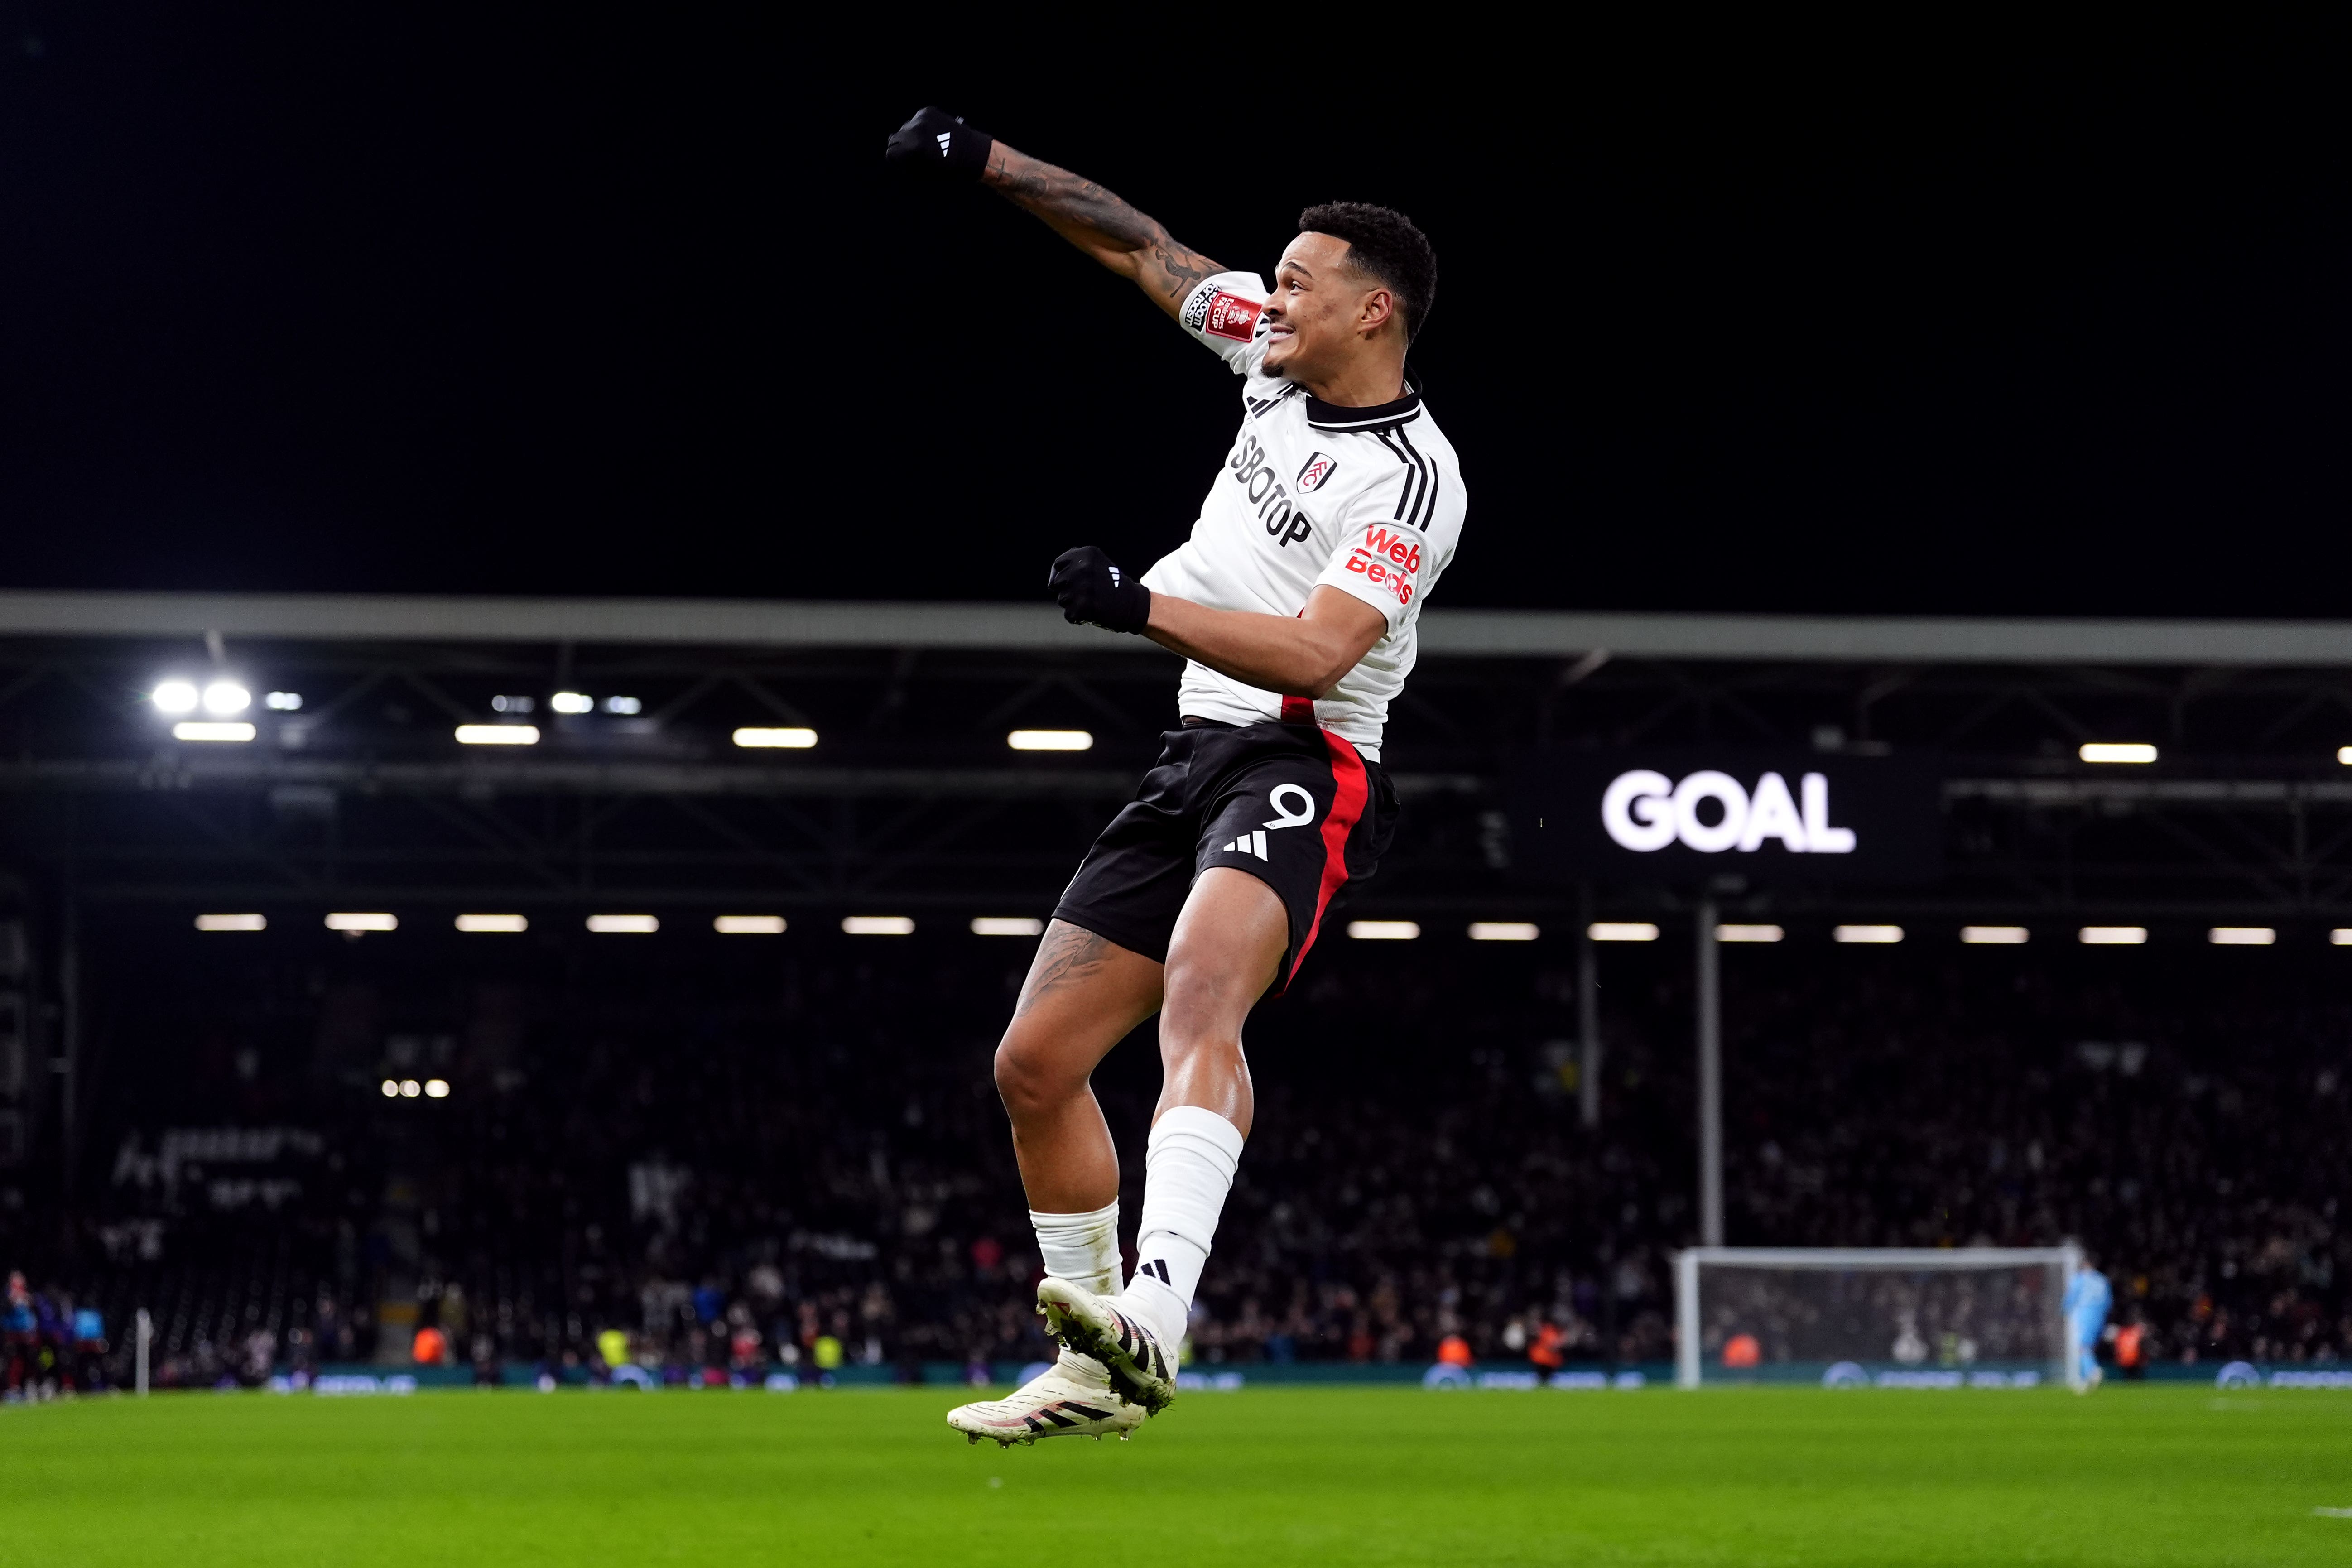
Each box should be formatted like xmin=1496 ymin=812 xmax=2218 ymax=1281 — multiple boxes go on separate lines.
xmin=1674 ymin=1246 xmax=2082 ymax=1390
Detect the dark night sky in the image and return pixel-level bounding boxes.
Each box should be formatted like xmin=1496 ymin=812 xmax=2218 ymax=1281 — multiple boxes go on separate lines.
xmin=1 ymin=12 xmax=2344 ymax=614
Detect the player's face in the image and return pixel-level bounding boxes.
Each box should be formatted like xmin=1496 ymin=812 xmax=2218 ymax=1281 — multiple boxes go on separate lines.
xmin=1262 ymin=232 xmax=1388 ymax=383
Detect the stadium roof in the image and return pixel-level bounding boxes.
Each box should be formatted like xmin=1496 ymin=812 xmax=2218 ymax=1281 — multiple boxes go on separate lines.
xmin=5 ymin=589 xmax=2352 ymax=917
xmin=4 ymin=590 xmax=2352 ymax=665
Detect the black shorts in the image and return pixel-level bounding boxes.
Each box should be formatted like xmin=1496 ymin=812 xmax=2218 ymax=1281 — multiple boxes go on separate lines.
xmin=1053 ymin=716 xmax=1400 ymax=993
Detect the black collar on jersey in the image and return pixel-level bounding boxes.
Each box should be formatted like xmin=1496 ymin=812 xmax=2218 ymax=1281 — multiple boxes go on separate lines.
xmin=1305 ymin=383 xmax=1422 ymax=432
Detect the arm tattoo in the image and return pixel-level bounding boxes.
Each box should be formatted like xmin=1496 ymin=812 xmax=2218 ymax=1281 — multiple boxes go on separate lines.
xmin=987 ymin=147 xmax=1222 ymax=303
xmin=1013 ymin=922 xmax=1118 ymax=1019
xmin=1145 ymin=237 xmax=1215 ymax=301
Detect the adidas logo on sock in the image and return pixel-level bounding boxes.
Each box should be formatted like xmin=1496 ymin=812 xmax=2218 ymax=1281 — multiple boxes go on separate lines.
xmin=935 ymin=132 xmax=952 ymax=155
xmin=1139 ymin=1259 xmax=1172 ymax=1285
xmin=1217 ymin=829 xmax=1270 ymax=860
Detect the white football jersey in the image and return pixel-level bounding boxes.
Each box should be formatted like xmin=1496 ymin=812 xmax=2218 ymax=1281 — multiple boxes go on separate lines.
xmin=1139 ymin=270 xmax=1467 ymax=759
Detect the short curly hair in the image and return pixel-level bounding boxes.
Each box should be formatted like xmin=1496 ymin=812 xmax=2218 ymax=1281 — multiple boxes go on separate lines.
xmin=1296 ymin=201 xmax=1438 ymax=343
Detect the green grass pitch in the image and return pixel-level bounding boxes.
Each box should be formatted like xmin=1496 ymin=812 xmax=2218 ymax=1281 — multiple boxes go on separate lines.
xmin=3 ymin=1384 xmax=2348 ymax=1565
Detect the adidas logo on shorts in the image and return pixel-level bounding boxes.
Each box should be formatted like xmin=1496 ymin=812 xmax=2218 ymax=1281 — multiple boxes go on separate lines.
xmin=1217 ymin=829 xmax=1270 ymax=860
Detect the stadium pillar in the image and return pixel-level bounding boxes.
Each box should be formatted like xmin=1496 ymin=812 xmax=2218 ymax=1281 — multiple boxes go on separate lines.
xmin=1577 ymin=884 xmax=1601 ymax=1129
xmin=58 ymin=893 xmax=78 ymax=1200
xmin=1696 ymin=895 xmax=1723 ymax=1247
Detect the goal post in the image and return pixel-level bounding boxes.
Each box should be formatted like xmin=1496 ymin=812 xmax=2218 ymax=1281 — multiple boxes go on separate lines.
xmin=1675 ymin=1246 xmax=2083 ymax=1391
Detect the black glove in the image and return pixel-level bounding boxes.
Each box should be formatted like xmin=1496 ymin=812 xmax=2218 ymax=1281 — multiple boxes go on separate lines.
xmin=884 ymin=106 xmax=992 ymax=182
xmin=1049 ymin=546 xmax=1151 ymax=634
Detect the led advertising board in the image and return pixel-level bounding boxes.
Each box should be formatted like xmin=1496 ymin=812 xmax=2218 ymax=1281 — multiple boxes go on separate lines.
xmin=1509 ymin=750 xmax=1944 ymax=885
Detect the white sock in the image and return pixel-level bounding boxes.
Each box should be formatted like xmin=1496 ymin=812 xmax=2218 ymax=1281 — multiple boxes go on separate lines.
xmin=1029 ymin=1199 xmax=1120 ymax=1296
xmin=1030 ymin=1199 xmax=1121 ymax=1381
xmin=1120 ymin=1106 xmax=1245 ymax=1354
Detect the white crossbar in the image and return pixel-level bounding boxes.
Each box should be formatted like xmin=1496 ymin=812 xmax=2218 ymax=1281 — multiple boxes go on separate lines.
xmin=1682 ymin=1246 xmax=2073 ymax=1270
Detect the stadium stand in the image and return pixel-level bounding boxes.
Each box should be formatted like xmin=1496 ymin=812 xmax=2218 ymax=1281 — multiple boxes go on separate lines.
xmin=7 ymin=923 xmax=2347 ymax=1392
xmin=5 ymin=594 xmax=2352 ymax=1393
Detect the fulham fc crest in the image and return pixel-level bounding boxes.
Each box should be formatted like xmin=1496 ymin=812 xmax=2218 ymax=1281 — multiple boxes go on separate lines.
xmin=1295 ymin=452 xmax=1339 ymax=492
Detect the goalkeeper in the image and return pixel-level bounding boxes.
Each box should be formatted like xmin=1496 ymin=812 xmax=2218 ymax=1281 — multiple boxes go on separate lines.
xmin=2063 ymin=1252 xmax=2112 ymax=1391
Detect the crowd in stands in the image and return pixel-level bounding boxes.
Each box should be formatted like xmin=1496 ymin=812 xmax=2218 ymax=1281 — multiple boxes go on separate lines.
xmin=1713 ymin=950 xmax=2352 ymax=1368
xmin=6 ymin=932 xmax=2349 ymax=1389
xmin=2 ymin=1270 xmax=111 ymax=1398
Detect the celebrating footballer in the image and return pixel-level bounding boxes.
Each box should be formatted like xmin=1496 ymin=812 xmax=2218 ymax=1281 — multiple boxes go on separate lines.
xmin=884 ymin=106 xmax=1467 ymax=1445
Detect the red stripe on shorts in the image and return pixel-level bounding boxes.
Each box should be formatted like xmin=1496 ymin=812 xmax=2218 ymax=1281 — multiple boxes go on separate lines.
xmin=1287 ymin=730 xmax=1368 ymax=988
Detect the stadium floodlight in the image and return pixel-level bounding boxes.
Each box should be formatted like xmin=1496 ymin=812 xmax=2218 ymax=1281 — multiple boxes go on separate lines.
xmin=550 ymin=691 xmax=594 ymax=714
xmin=734 ymin=727 xmax=817 ymax=749
xmin=1008 ymin=729 xmax=1094 ymax=751
xmin=2079 ymin=742 xmax=2157 ymax=764
xmin=455 ymin=724 xmax=539 ymax=745
xmin=325 ymin=912 xmax=397 ymax=933
xmin=1833 ymin=924 xmax=1903 ymax=943
xmin=2208 ymin=927 xmax=2275 ymax=946
xmin=970 ymin=917 xmax=1045 ymax=937
xmin=1715 ymin=924 xmax=1784 ymax=943
xmin=2339 ymin=748 xmax=2352 ymax=766
xmin=490 ymin=695 xmax=534 ymax=714
xmin=201 ymin=681 xmax=251 ymax=715
xmin=2334 ymin=930 xmax=2352 ymax=946
xmin=603 ymin=695 xmax=642 ymax=715
xmin=380 ymin=1079 xmax=398 ymax=1097
xmin=1587 ymin=922 xmax=1659 ymax=942
xmin=455 ymin=914 xmax=528 ymax=933
xmin=1347 ymin=920 xmax=1420 ymax=940
xmin=173 ymin=721 xmax=255 ymax=742
xmin=264 ymin=691 xmax=303 ymax=711
xmin=424 ymin=1078 xmax=450 ymax=1098
xmin=1469 ymin=922 xmax=1539 ymax=942
xmin=842 ymin=915 xmax=915 ymax=936
xmin=399 ymin=1079 xmax=421 ymax=1097
xmin=194 ymin=914 xmax=266 ymax=932
xmin=1961 ymin=925 xmax=2030 ymax=944
xmin=151 ymin=680 xmax=200 ymax=714
xmin=714 ymin=915 xmax=787 ymax=935
xmin=586 ymin=914 xmax=658 ymax=934
xmin=1674 ymin=1246 xmax=2084 ymax=1390
xmin=2078 ymin=925 xmax=2147 ymax=945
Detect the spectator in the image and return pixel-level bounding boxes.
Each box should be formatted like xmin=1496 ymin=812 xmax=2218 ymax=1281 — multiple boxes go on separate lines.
xmin=72 ymin=1303 xmax=107 ymax=1391
xmin=2114 ymin=1318 xmax=2146 ymax=1382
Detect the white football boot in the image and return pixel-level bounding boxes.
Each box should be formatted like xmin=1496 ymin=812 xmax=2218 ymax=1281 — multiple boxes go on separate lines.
xmin=946 ymin=1349 xmax=1145 ymax=1447
xmin=1036 ymin=1277 xmax=1178 ymax=1416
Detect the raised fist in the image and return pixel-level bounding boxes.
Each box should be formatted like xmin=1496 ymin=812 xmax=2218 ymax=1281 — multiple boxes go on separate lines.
xmin=884 ymin=107 xmax=991 ymax=182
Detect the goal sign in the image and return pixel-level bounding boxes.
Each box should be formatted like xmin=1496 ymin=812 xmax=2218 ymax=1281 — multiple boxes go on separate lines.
xmin=1508 ymin=749 xmax=1943 ymax=885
